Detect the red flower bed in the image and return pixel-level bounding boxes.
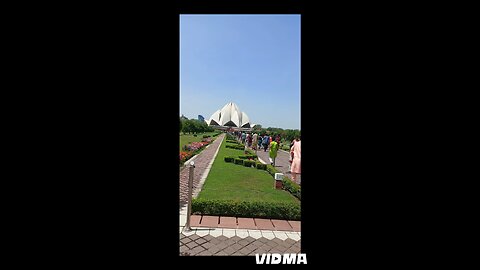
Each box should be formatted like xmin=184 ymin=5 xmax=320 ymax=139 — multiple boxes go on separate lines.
xmin=179 ymin=138 xmax=214 ymax=164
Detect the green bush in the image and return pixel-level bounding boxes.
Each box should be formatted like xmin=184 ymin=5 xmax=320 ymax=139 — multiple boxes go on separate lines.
xmin=224 ymin=156 xmax=234 ymax=163
xmin=266 ymin=164 xmax=279 ymax=176
xmin=256 ymin=163 xmax=267 ymax=170
xmin=203 ymin=135 xmax=210 ymax=138
xmin=234 ymin=158 xmax=244 ymax=165
xmin=192 ymin=199 xmax=301 ymax=220
xmin=282 ymin=177 xmax=301 ymax=200
xmin=237 ymin=154 xmax=257 ymax=159
xmin=226 ymin=144 xmax=245 ymax=150
xmin=244 ymin=149 xmax=255 ymax=155
xmin=243 ymin=160 xmax=256 ymax=167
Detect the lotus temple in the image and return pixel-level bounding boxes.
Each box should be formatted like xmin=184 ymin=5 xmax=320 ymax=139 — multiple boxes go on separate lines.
xmin=205 ymin=102 xmax=257 ymax=131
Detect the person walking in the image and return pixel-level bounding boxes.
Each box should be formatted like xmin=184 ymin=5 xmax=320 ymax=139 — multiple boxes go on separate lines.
xmin=252 ymin=133 xmax=258 ymax=151
xmin=247 ymin=133 xmax=252 ymax=148
xmin=290 ymin=136 xmax=301 ymax=184
xmin=262 ymin=134 xmax=269 ymax=152
xmin=269 ymin=137 xmax=279 ymax=166
xmin=288 ymin=140 xmax=295 ymax=172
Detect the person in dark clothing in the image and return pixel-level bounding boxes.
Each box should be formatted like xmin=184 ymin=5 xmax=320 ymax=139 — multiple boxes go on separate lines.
xmin=262 ymin=135 xmax=269 ymax=152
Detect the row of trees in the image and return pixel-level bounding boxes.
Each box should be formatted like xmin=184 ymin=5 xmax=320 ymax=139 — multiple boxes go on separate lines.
xmin=253 ymin=125 xmax=301 ymax=142
xmin=180 ymin=116 xmax=300 ymax=141
xmin=180 ymin=117 xmax=214 ymax=134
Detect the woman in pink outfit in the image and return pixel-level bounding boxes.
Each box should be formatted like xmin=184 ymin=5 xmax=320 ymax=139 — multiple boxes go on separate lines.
xmin=290 ymin=137 xmax=301 ymax=184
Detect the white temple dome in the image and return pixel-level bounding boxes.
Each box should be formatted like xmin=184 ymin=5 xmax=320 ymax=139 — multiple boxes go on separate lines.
xmin=206 ymin=102 xmax=251 ymax=128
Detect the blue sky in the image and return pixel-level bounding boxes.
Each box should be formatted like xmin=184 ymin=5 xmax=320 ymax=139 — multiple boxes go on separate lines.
xmin=180 ymin=14 xmax=301 ymax=130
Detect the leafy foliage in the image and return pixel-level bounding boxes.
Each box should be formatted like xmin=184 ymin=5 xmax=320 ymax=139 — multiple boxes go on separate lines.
xmin=282 ymin=177 xmax=301 ymax=200
xmin=192 ymin=199 xmax=301 ymax=220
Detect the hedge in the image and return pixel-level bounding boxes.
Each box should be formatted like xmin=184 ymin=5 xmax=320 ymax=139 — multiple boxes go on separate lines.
xmin=234 ymin=158 xmax=244 ymax=165
xmin=203 ymin=135 xmax=210 ymax=138
xmin=224 ymin=156 xmax=234 ymax=163
xmin=192 ymin=199 xmax=301 ymax=220
xmin=237 ymin=154 xmax=257 ymax=159
xmin=282 ymin=177 xmax=301 ymax=200
xmin=266 ymin=164 xmax=278 ymax=176
xmin=226 ymin=145 xmax=245 ymax=150
xmin=256 ymin=162 xmax=267 ymax=170
xmin=243 ymin=160 xmax=256 ymax=167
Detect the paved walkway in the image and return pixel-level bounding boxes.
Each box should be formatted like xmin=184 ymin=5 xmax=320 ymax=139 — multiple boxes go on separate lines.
xmin=179 ymin=133 xmax=301 ymax=255
xmin=189 ymin=215 xmax=300 ymax=231
xmin=180 ymin=233 xmax=300 ymax=256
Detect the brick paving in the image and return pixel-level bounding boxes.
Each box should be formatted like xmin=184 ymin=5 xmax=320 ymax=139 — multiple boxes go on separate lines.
xmin=237 ymin=217 xmax=257 ymax=230
xmin=180 ymin=233 xmax=301 ymax=256
xmin=189 ymin=215 xmax=300 ymax=231
xmin=288 ymin=220 xmax=301 ymax=231
xmin=254 ymin=218 xmax=276 ymax=230
xmin=179 ymin=133 xmax=225 ymax=206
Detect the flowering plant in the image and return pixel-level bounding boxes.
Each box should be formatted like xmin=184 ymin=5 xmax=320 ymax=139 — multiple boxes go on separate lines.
xmin=179 ymin=139 xmax=213 ymax=164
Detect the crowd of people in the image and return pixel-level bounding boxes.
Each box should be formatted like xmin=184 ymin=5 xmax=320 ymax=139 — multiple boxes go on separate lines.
xmin=231 ymin=131 xmax=301 ymax=185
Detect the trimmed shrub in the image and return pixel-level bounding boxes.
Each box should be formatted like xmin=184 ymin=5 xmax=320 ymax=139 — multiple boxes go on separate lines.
xmin=243 ymin=160 xmax=255 ymax=167
xmin=192 ymin=199 xmax=300 ymax=220
xmin=203 ymin=135 xmax=210 ymax=138
xmin=226 ymin=144 xmax=245 ymax=150
xmin=224 ymin=156 xmax=234 ymax=163
xmin=256 ymin=162 xmax=267 ymax=170
xmin=282 ymin=177 xmax=301 ymax=200
xmin=266 ymin=164 xmax=278 ymax=176
xmin=237 ymin=154 xmax=258 ymax=160
xmin=234 ymin=158 xmax=244 ymax=165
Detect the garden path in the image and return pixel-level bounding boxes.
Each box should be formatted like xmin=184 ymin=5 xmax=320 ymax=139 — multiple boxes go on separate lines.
xmin=180 ymin=133 xmax=225 ymax=207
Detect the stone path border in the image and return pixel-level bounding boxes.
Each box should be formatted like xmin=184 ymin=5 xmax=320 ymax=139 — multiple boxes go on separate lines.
xmin=180 ymin=205 xmax=301 ymax=241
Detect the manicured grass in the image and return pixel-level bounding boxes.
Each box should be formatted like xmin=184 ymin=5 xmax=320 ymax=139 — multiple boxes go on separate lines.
xmin=197 ymin=136 xmax=299 ymax=204
xmin=179 ymin=132 xmax=217 ymax=151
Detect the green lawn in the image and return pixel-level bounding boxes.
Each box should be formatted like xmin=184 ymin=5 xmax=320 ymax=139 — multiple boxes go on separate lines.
xmin=179 ymin=132 xmax=218 ymax=151
xmin=197 ymin=136 xmax=299 ymax=204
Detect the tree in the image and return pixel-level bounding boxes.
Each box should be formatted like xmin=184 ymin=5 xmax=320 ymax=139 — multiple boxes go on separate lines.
xmin=182 ymin=119 xmax=195 ymax=134
xmin=192 ymin=119 xmax=204 ymax=134
xmin=179 ymin=118 xmax=183 ymax=132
